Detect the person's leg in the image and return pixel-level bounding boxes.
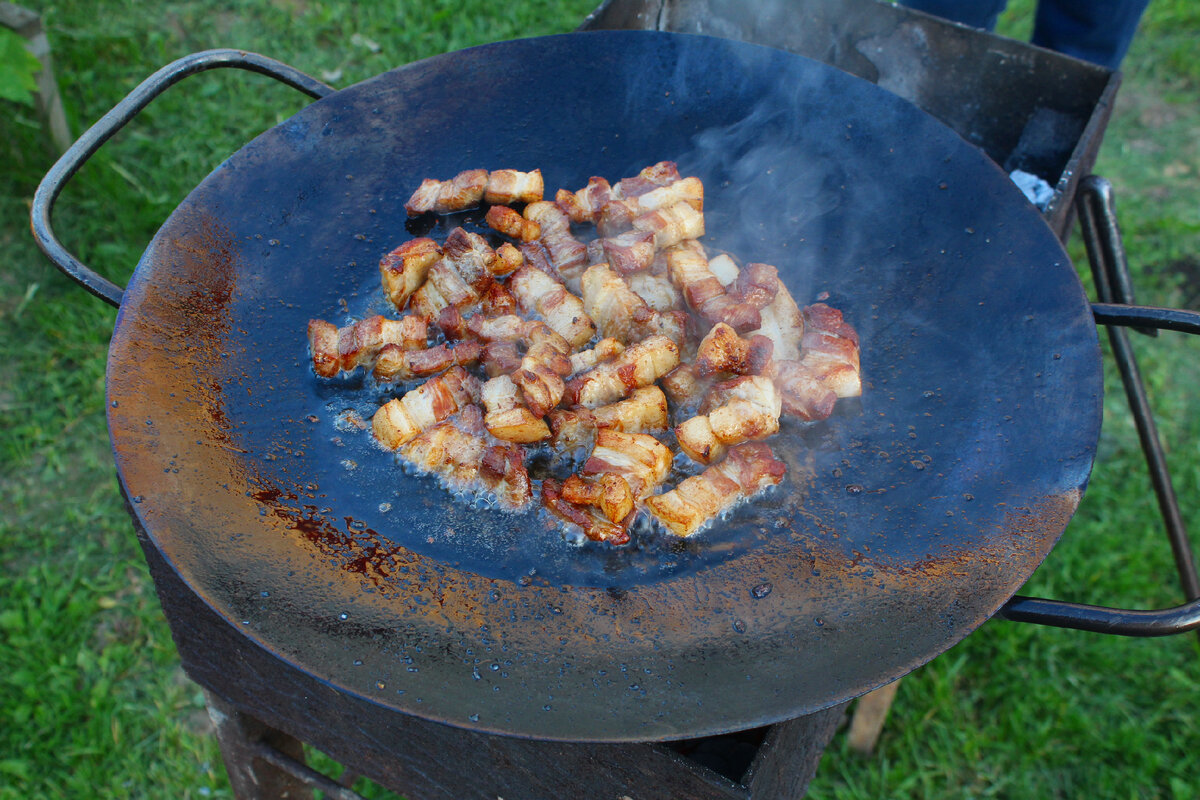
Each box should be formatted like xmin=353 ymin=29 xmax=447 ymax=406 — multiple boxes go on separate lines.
xmin=893 ymin=0 xmax=1009 ymax=31
xmin=1031 ymin=0 xmax=1151 ymax=69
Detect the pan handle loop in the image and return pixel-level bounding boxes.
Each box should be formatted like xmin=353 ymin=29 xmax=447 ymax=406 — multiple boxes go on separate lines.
xmin=30 ymin=49 xmax=335 ymax=308
xmin=998 ymin=175 xmax=1200 ymax=637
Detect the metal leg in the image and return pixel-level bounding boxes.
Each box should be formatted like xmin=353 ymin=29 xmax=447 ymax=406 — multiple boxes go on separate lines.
xmin=744 ymin=702 xmax=849 ymax=798
xmin=1077 ymin=176 xmax=1200 ymax=619
xmin=204 ymin=690 xmax=317 ymax=800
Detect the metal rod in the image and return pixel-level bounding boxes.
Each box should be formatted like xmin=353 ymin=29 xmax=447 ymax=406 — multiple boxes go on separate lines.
xmin=1079 ymin=178 xmax=1200 ymax=609
xmin=1092 ymin=302 xmax=1200 ymax=335
xmin=998 ymin=595 xmax=1200 ymax=636
xmin=249 ymin=738 xmax=368 ymax=800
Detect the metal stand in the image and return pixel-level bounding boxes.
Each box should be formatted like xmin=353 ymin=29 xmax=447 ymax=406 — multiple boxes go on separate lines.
xmin=136 ymin=517 xmax=848 ymax=799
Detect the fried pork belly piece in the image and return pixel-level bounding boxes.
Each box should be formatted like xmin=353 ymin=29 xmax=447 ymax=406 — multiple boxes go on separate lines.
xmin=770 ymin=359 xmax=837 ymax=421
xmin=491 ymin=242 xmax=525 ymax=277
xmin=405 ymin=169 xmax=488 ymax=216
xmin=750 ymin=274 xmax=803 ymax=362
xmin=769 ymin=303 xmax=861 ymax=420
xmin=485 ymin=205 xmax=541 ymax=242
xmin=616 ymin=161 xmax=683 ymax=199
xmin=481 ymin=341 xmax=523 ymax=377
xmin=707 ymin=253 xmax=739 ymax=287
xmin=555 ymin=176 xmax=616 ymax=224
xmin=632 ymin=201 xmax=705 ymax=251
xmin=801 ymin=302 xmax=862 ymax=398
xmin=596 ymin=201 xmax=635 ymax=238
xmin=569 ymin=337 xmax=625 ymax=376
xmin=483 ymin=169 xmax=544 ymax=206
xmin=582 ymin=429 xmax=673 ymax=500
xmin=676 ymin=376 xmax=782 ymax=464
xmin=308 ymin=315 xmax=428 ymax=377
xmin=508 ymin=265 xmax=596 ymax=349
xmin=645 ymin=443 xmax=786 ymax=537
xmin=630 ymin=175 xmax=703 ymax=214
xmin=664 ymin=240 xmax=762 ymax=332
xmin=398 ymin=406 xmax=532 ymax=510
xmin=627 ymin=271 xmax=683 ymax=312
xmin=547 ymin=386 xmax=669 ymax=450
xmin=565 ymin=334 xmax=680 ymax=408
xmin=466 ymin=315 xmax=573 ymax=373
xmin=659 ymin=362 xmax=708 ymax=409
xmin=480 ymin=374 xmax=550 ymax=443
xmin=562 ymin=474 xmax=635 ymax=527
xmin=409 ymin=228 xmax=498 ymax=321
xmin=695 ymin=323 xmax=773 ymax=378
xmin=380 ymin=238 xmax=442 ymax=312
xmin=580 ymin=262 xmax=663 ymax=345
xmin=542 ymin=478 xmax=630 ymax=545
xmin=588 ymin=230 xmax=656 ymax=276
xmin=374 ymin=339 xmax=482 ymax=382
xmin=523 ymin=201 xmax=589 ymax=284
xmin=371 ymin=366 xmax=480 ymax=450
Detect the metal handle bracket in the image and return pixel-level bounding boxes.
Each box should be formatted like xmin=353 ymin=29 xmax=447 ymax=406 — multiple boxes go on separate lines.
xmin=30 ymin=49 xmax=334 ymax=307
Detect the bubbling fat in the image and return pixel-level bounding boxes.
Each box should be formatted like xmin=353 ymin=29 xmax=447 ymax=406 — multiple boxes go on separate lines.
xmin=305 ymin=162 xmax=862 ymax=547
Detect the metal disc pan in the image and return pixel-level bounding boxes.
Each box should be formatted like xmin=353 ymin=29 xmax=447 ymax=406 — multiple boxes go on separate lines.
xmin=106 ymin=31 xmax=1102 ymax=741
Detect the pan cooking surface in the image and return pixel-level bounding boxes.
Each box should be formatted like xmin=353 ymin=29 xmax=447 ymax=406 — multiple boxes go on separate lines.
xmin=106 ymin=31 xmax=1101 ymax=740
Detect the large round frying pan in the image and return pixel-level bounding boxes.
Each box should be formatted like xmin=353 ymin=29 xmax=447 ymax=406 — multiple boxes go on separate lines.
xmin=39 ymin=32 xmax=1102 ymax=741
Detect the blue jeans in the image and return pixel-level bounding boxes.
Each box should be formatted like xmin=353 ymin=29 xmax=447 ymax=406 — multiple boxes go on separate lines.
xmin=897 ymin=0 xmax=1151 ymax=69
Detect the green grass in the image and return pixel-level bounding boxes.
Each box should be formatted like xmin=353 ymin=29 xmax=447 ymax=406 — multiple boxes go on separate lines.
xmin=2 ymin=1 xmax=1198 ymax=798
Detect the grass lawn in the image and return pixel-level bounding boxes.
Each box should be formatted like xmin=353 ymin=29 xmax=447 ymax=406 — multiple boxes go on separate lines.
xmin=1 ymin=1 xmax=1197 ymax=797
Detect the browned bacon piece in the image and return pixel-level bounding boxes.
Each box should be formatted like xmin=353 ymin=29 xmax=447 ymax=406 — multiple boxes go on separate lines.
xmin=508 ymin=265 xmax=596 ymax=349
xmin=405 ymin=169 xmax=488 ymax=216
xmin=645 ymin=443 xmax=786 ymax=537
xmin=801 ymin=302 xmax=862 ymax=399
xmin=664 ymin=240 xmax=762 ymax=332
xmin=483 ymin=169 xmax=544 ymax=206
xmin=769 ymin=303 xmax=861 ymax=420
xmin=565 ymin=334 xmax=680 ymax=408
xmin=409 ymin=228 xmax=498 ymax=321
xmin=632 ymin=202 xmax=705 ymax=251
xmin=676 ymin=376 xmax=782 ymax=464
xmin=491 ymin=242 xmax=524 ymax=277
xmin=374 ymin=339 xmax=482 ymax=382
xmin=627 ymin=271 xmax=683 ymax=312
xmin=590 ymin=230 xmax=656 ymax=276
xmin=308 ymin=315 xmax=428 ymax=377
xmin=399 ymin=406 xmax=532 ymax=510
xmin=580 ymin=263 xmax=660 ymax=345
xmin=547 ymin=386 xmax=669 ymax=450
xmin=542 ymin=478 xmax=630 ymax=545
xmin=596 ymin=201 xmax=635 ymax=238
xmin=371 ymin=366 xmax=480 ymax=450
xmin=523 ymin=201 xmax=589 ymax=285
xmin=481 ymin=341 xmax=522 ymax=377
xmin=466 ymin=316 xmax=573 ymax=373
xmin=695 ymin=323 xmax=773 ymax=378
xmin=555 ymin=176 xmax=616 ymax=224
xmin=485 ymin=205 xmax=541 ymax=242
xmin=750 ymin=273 xmax=803 ymax=362
xmin=616 ymin=161 xmax=682 ymax=199
xmin=480 ymin=374 xmax=550 ymax=443
xmin=582 ymin=429 xmax=673 ymax=501
xmin=511 ymin=362 xmax=565 ymax=419
xmin=628 ymin=175 xmax=703 ymax=215
xmin=380 ymin=238 xmax=441 ymax=312
xmin=563 ymin=474 xmax=635 ymax=526
xmin=770 ymin=359 xmax=837 ymax=421
xmin=569 ymin=338 xmax=625 ymax=376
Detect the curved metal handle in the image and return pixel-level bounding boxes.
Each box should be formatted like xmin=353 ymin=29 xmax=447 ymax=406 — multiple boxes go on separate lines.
xmin=998 ymin=175 xmax=1200 ymax=636
xmin=30 ymin=49 xmax=335 ymax=307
